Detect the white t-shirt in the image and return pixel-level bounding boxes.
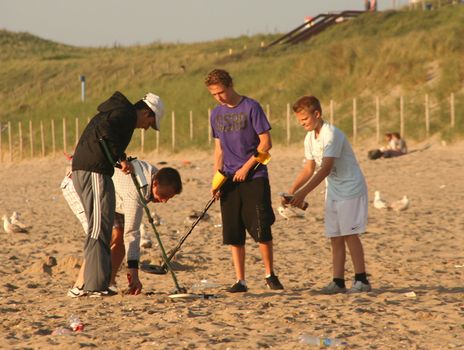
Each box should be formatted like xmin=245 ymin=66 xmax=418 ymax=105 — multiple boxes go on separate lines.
xmin=304 ymin=122 xmax=367 ymax=200
xmin=113 ymin=160 xmax=157 ymax=262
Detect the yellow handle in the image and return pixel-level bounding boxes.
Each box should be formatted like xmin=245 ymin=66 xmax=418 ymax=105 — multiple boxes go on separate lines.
xmin=254 ymin=151 xmax=271 ymax=165
xmin=212 ymin=170 xmax=227 ymax=191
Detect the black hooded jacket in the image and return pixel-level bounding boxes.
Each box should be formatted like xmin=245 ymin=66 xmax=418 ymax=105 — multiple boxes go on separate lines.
xmin=72 ymin=91 xmax=137 ymax=176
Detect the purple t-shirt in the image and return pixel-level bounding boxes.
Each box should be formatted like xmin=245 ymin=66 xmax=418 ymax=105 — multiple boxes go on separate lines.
xmin=211 ymin=96 xmax=271 ymax=179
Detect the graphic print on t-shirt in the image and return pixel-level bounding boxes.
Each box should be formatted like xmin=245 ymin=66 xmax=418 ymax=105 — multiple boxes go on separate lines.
xmin=214 ymin=112 xmax=248 ymax=132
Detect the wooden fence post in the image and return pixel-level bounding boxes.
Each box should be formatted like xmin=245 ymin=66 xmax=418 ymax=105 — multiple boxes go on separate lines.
xmin=425 ymin=94 xmax=430 ymax=138
xmin=18 ymin=122 xmax=23 ymax=160
xmin=8 ymin=121 xmax=12 ymax=162
xmin=156 ymin=130 xmax=159 ymax=154
xmin=189 ymin=111 xmax=193 ymax=141
xmin=375 ymin=97 xmax=380 ymax=143
xmin=450 ymin=93 xmax=455 ymax=128
xmin=330 ymin=99 xmax=334 ymax=125
xmin=63 ymin=118 xmax=67 ymax=153
xmin=29 ymin=120 xmax=33 ymax=158
xmin=140 ymin=129 xmax=145 ymax=154
xmin=75 ymin=117 xmax=79 ymax=147
xmin=400 ymin=96 xmax=404 ymax=138
xmin=51 ymin=119 xmax=56 ymax=157
xmin=353 ymin=98 xmax=357 ymax=145
xmin=40 ymin=121 xmax=45 ymax=157
xmin=171 ymin=111 xmax=176 ymax=151
xmin=286 ymin=103 xmax=291 ymax=146
xmin=0 ymin=122 xmax=2 ymax=163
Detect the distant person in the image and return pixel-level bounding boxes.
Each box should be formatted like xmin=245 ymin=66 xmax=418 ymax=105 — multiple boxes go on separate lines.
xmin=364 ymin=0 xmax=371 ymax=11
xmin=204 ymin=69 xmax=284 ymax=293
xmin=62 ymin=161 xmax=182 ymax=297
xmin=365 ymin=0 xmax=378 ymax=11
xmin=71 ymin=91 xmax=164 ymax=296
xmin=382 ymin=132 xmax=407 ymax=158
xmin=368 ymin=132 xmax=407 ymax=159
xmin=284 ymin=95 xmax=371 ymax=294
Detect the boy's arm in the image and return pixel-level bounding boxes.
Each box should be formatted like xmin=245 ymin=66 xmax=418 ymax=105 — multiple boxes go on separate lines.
xmin=288 ymin=160 xmax=316 ymax=194
xmin=233 ymin=131 xmax=271 ymax=182
xmin=213 ymin=138 xmax=223 ymax=172
xmin=212 ymin=139 xmax=224 ymax=197
xmin=290 ymin=157 xmax=334 ymax=208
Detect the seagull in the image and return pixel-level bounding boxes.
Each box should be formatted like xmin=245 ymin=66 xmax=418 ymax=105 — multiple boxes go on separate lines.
xmin=3 ymin=215 xmax=29 ymax=233
xmin=150 ymin=211 xmax=162 ymax=226
xmin=277 ymin=206 xmax=305 ymax=220
xmin=389 ymin=196 xmax=409 ymax=212
xmin=10 ymin=211 xmax=31 ymax=230
xmin=140 ymin=223 xmax=152 ymax=249
xmin=373 ymin=191 xmax=388 ymax=209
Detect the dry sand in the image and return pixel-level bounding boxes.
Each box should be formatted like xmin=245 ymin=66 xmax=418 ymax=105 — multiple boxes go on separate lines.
xmin=0 ymin=140 xmax=463 ymax=349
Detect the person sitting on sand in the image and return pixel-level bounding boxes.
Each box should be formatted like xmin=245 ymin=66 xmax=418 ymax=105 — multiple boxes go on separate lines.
xmin=62 ymin=159 xmax=182 ymax=297
xmin=382 ymin=132 xmax=407 ymax=158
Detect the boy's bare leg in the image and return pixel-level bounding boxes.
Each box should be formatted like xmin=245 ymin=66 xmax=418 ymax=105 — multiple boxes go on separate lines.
xmin=345 ymin=234 xmax=366 ymax=274
xmin=231 ymin=245 xmax=245 ymax=281
xmin=259 ymin=241 xmax=274 ymax=276
xmin=110 ymin=227 xmax=125 ymax=285
xmin=74 ymin=261 xmax=85 ymax=288
xmin=330 ymin=237 xmax=346 ymax=278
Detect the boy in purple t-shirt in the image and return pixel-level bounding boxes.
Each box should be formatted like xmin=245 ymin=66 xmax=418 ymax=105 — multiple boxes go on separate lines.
xmin=204 ymin=69 xmax=283 ymax=293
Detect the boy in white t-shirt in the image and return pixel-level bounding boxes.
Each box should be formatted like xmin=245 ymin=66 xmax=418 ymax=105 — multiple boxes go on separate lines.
xmin=284 ymin=96 xmax=371 ymax=293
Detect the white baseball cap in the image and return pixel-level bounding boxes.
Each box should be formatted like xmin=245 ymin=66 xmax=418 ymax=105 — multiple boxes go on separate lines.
xmin=142 ymin=93 xmax=164 ymax=130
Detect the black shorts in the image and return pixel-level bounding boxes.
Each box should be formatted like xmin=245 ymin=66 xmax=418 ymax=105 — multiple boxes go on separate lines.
xmin=220 ymin=177 xmax=275 ymax=245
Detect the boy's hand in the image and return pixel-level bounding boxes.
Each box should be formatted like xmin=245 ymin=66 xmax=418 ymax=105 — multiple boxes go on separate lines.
xmin=290 ymin=191 xmax=306 ymax=209
xmin=211 ymin=188 xmax=221 ymax=200
xmin=233 ymin=166 xmax=250 ymax=182
xmin=120 ymin=160 xmax=133 ymax=175
xmin=126 ymin=269 xmax=143 ymax=295
xmin=279 ymin=192 xmax=293 ymax=206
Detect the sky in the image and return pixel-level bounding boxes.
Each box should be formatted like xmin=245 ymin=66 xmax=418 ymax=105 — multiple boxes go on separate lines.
xmin=0 ymin=0 xmax=406 ymax=47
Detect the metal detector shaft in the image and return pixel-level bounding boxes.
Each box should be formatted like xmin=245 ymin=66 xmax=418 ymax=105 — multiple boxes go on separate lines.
xmin=129 ymin=170 xmax=184 ymax=292
xmin=161 ymin=196 xmax=216 ymax=270
xmin=98 ymin=138 xmax=184 ymax=292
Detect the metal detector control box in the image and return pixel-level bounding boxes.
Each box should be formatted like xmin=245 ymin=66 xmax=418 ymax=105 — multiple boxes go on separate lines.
xmin=132 ymin=160 xmax=148 ymax=188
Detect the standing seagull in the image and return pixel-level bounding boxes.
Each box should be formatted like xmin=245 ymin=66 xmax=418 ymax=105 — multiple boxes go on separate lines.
xmin=2 ymin=215 xmax=29 ymax=233
xmin=10 ymin=211 xmax=31 ymax=230
xmin=389 ymin=195 xmax=409 ymax=212
xmin=373 ymin=191 xmax=388 ymax=209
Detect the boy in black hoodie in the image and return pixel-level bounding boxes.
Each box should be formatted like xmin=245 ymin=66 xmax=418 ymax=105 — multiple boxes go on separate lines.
xmin=71 ymin=91 xmax=164 ymax=296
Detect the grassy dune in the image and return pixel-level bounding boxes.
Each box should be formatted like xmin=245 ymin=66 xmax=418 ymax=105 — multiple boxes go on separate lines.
xmin=1 ymin=5 xmax=463 ymax=155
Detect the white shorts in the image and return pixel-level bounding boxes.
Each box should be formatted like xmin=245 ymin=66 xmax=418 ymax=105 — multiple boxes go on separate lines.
xmin=325 ymin=194 xmax=368 ymax=237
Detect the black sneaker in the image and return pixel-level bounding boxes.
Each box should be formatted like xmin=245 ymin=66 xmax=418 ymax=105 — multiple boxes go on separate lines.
xmin=265 ymin=274 xmax=284 ymax=290
xmin=227 ymin=281 xmax=248 ymax=293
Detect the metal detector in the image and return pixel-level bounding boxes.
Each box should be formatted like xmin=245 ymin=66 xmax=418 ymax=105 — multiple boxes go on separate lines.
xmin=98 ymin=139 xmax=188 ymax=295
xmin=141 ymin=170 xmax=226 ymax=275
xmin=142 ymin=151 xmax=271 ymax=274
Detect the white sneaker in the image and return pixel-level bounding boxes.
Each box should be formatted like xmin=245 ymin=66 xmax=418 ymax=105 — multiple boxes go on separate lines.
xmin=348 ymin=280 xmax=372 ymax=293
xmin=320 ymin=281 xmax=347 ymax=294
xmin=67 ymin=286 xmax=87 ymax=298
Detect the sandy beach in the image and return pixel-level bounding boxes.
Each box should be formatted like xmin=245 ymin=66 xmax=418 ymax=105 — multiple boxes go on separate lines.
xmin=0 ymin=139 xmax=463 ymax=349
